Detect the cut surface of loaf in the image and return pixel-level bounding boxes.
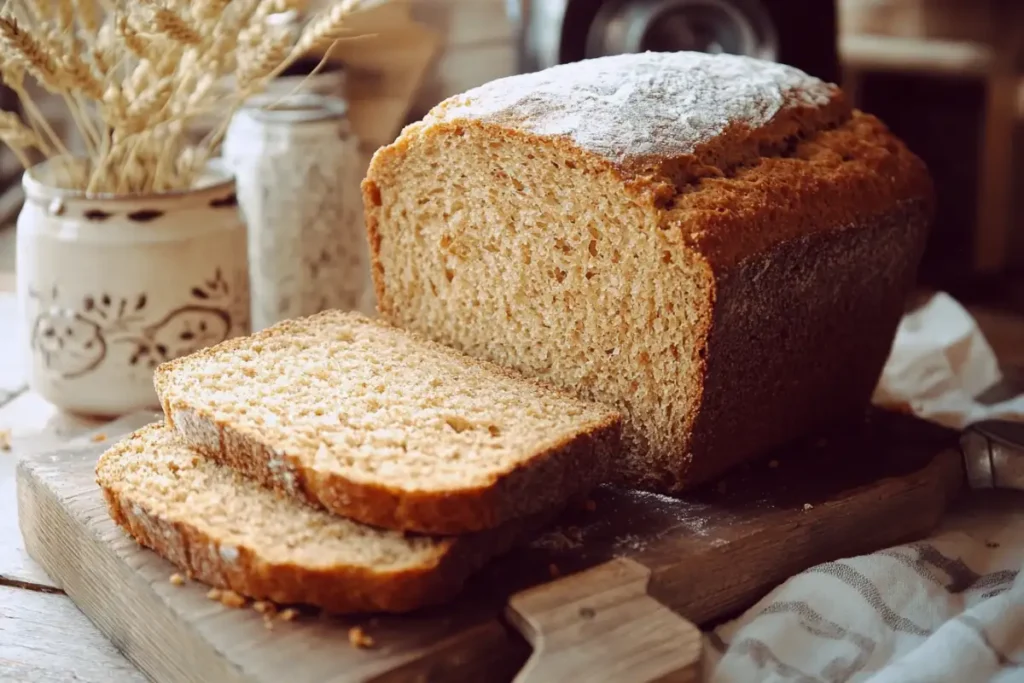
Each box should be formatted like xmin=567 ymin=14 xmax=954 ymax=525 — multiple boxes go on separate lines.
xmin=363 ymin=51 xmax=934 ymax=491
xmin=155 ymin=311 xmax=620 ymax=534
xmin=95 ymin=424 xmax=537 ymax=613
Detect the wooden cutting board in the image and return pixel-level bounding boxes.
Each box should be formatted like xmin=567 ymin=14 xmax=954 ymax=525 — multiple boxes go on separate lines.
xmin=17 ymin=409 xmax=965 ymax=683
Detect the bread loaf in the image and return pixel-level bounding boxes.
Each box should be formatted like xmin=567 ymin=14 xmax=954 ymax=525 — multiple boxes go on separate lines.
xmin=155 ymin=311 xmax=620 ymax=533
xmin=96 ymin=425 xmax=537 ymax=613
xmin=362 ymin=51 xmax=934 ymax=491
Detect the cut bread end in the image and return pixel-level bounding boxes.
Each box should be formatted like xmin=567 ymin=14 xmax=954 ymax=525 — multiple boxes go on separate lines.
xmin=96 ymin=424 xmax=547 ymax=614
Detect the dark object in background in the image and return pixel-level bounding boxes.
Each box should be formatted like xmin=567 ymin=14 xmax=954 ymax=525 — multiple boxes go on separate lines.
xmin=514 ymin=0 xmax=839 ymax=85
xmin=857 ymin=72 xmax=987 ymax=298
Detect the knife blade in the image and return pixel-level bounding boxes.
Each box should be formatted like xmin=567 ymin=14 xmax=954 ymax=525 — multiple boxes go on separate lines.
xmin=959 ymin=419 xmax=1024 ymax=491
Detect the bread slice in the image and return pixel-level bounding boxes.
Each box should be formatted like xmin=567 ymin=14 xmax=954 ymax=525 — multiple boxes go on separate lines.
xmin=154 ymin=311 xmax=621 ymax=534
xmin=96 ymin=424 xmax=545 ymax=614
xmin=362 ymin=51 xmax=933 ymax=491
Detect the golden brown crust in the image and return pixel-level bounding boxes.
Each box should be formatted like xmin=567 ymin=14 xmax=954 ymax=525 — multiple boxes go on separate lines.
xmin=154 ymin=313 xmax=621 ymax=535
xmin=663 ymin=110 xmax=934 ymax=267
xmin=663 ymin=200 xmax=931 ymax=490
xmin=361 ymin=177 xmax=387 ymax=316
xmin=99 ymin=475 xmax=540 ymax=615
xmin=161 ymin=400 xmax=619 ymax=535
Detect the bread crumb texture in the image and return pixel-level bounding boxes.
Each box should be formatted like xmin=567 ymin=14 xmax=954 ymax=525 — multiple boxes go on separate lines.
xmin=348 ymin=626 xmax=375 ymax=649
xmin=364 ymin=51 xmax=933 ymax=492
xmin=155 ymin=310 xmax=620 ymax=533
xmin=95 ymin=424 xmax=542 ymax=613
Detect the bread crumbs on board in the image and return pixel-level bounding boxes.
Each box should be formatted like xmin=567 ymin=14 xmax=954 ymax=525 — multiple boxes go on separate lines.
xmin=90 ymin=432 xmax=107 ymax=443
xmin=348 ymin=626 xmax=375 ymax=649
xmin=279 ymin=608 xmax=299 ymax=621
xmin=220 ymin=590 xmax=247 ymax=608
xmin=0 ymin=429 xmax=11 ymax=451
xmin=206 ymin=587 xmax=247 ymax=608
xmin=253 ymin=600 xmax=276 ymax=615
xmin=169 ymin=573 xmax=186 ymax=586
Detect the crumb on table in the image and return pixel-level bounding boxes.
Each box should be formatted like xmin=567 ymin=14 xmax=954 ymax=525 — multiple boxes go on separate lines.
xmin=169 ymin=573 xmax=185 ymax=586
xmin=218 ymin=589 xmax=247 ymax=608
xmin=279 ymin=608 xmax=299 ymax=622
xmin=348 ymin=626 xmax=375 ymax=649
xmin=90 ymin=432 xmax=107 ymax=443
xmin=253 ymin=600 xmax=276 ymax=615
xmin=803 ymin=503 xmax=813 ymax=511
xmin=206 ymin=587 xmax=247 ymax=608
xmin=0 ymin=429 xmax=11 ymax=451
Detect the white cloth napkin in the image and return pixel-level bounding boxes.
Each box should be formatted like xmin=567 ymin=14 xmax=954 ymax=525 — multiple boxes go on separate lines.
xmin=704 ymin=293 xmax=1024 ymax=682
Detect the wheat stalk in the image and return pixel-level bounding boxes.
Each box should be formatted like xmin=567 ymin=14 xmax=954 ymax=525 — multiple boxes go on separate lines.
xmin=148 ymin=5 xmax=201 ymax=46
xmin=192 ymin=0 xmax=232 ymax=23
xmin=235 ymin=24 xmax=294 ymax=90
xmin=0 ymin=15 xmax=62 ymax=92
xmin=0 ymin=0 xmax=368 ymax=194
xmin=115 ymin=14 xmax=149 ymax=59
xmin=0 ymin=110 xmax=42 ymax=167
xmin=296 ymin=0 xmax=360 ymax=53
xmin=78 ymin=0 xmax=103 ymax=33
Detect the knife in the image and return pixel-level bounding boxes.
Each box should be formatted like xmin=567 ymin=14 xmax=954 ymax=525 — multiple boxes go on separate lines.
xmin=960 ymin=419 xmax=1024 ymax=490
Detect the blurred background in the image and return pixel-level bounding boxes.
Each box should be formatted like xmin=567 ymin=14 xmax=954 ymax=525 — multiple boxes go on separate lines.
xmin=1 ymin=0 xmax=1022 ymax=312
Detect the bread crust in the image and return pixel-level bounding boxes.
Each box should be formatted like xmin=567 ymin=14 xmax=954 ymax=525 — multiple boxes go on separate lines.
xmin=97 ymin=427 xmax=548 ymax=614
xmin=155 ymin=313 xmax=621 ymax=535
xmin=672 ymin=200 xmax=931 ymax=489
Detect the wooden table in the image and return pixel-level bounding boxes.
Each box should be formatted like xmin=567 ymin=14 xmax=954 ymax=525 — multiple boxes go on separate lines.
xmin=0 ymin=287 xmax=148 ymax=681
xmin=2 ymin=274 xmax=1023 ymax=683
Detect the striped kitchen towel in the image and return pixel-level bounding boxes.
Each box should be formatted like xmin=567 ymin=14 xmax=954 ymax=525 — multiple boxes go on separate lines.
xmin=705 ymin=294 xmax=1024 ymax=682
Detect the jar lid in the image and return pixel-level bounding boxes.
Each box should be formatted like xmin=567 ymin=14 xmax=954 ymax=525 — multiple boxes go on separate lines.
xmin=240 ymin=93 xmax=348 ymax=125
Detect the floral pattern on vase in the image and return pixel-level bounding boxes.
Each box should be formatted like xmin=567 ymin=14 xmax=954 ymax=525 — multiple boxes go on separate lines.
xmin=27 ymin=266 xmax=248 ymax=379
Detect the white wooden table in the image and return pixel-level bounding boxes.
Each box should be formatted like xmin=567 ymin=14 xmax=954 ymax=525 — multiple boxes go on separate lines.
xmin=0 ymin=283 xmax=147 ymax=682
xmin=3 ymin=271 xmax=1024 ymax=682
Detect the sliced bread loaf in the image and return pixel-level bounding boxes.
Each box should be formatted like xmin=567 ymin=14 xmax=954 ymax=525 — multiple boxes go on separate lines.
xmin=362 ymin=51 xmax=933 ymax=491
xmin=96 ymin=424 xmax=541 ymax=614
xmin=154 ymin=311 xmax=621 ymax=534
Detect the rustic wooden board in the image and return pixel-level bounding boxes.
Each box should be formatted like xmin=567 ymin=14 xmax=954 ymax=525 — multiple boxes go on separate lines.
xmin=18 ymin=410 xmax=966 ymax=683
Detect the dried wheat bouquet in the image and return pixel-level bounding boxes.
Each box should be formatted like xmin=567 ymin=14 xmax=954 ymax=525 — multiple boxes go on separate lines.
xmin=0 ymin=0 xmax=368 ymax=195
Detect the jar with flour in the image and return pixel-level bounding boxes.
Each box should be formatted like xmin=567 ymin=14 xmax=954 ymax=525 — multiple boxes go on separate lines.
xmin=223 ymin=93 xmax=373 ymax=331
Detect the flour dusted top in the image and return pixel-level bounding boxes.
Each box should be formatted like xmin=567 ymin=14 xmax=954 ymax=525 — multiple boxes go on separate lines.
xmin=429 ymin=52 xmax=840 ymax=166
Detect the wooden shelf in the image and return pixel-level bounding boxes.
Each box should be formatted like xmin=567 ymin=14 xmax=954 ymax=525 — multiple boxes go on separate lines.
xmin=840 ymin=34 xmax=995 ymax=77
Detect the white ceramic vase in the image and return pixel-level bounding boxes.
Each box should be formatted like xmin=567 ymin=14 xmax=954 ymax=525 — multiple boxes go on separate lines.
xmin=15 ymin=160 xmax=251 ymax=417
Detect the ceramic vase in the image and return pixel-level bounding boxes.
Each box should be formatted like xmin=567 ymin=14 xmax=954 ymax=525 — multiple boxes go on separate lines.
xmin=15 ymin=160 xmax=251 ymax=416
